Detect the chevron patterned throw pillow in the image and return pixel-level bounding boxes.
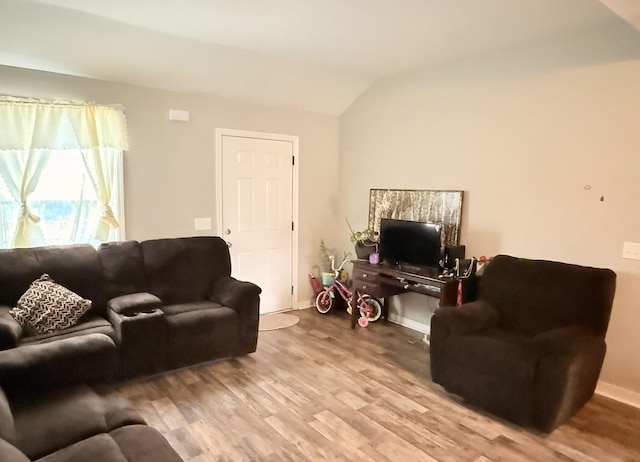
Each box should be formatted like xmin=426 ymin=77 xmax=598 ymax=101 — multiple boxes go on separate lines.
xmin=9 ymin=274 xmax=92 ymax=335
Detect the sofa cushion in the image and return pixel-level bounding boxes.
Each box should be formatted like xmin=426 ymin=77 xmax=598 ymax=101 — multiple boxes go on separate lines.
xmin=33 ymin=426 xmax=183 ymax=462
xmin=0 ymin=438 xmax=29 ymax=462
xmin=10 ymin=274 xmax=91 ymax=335
xmin=12 ymin=384 xmax=145 ymax=460
xmin=98 ymin=240 xmax=147 ymax=300
xmin=160 ymin=300 xmax=223 ymax=316
xmin=20 ymin=314 xmax=114 ymax=346
xmin=0 ymin=307 xmax=22 ymax=350
xmin=141 ymin=237 xmax=231 ymax=305
xmin=109 ymin=425 xmax=183 ymax=462
xmin=34 ymin=433 xmax=129 ymax=462
xmin=0 ymin=334 xmax=118 ymax=399
xmin=0 ymin=388 xmax=15 ymax=444
xmin=0 ymin=244 xmax=106 ymax=316
xmin=166 ymin=305 xmax=239 ymax=367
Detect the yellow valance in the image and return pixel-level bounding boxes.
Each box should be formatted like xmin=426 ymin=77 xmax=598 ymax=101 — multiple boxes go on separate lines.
xmin=0 ymin=96 xmax=129 ymax=151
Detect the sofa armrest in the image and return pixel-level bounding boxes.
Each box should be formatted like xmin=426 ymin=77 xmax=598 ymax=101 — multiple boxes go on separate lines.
xmin=0 ymin=333 xmax=118 ymax=399
xmin=532 ymin=325 xmax=602 ymax=356
xmin=209 ymin=276 xmax=261 ymax=355
xmin=532 ymin=326 xmax=606 ymax=431
xmin=107 ymin=292 xmax=162 ymax=316
xmin=429 ymin=301 xmax=500 ymax=385
xmin=209 ymin=276 xmax=261 ymax=313
xmin=429 ymin=300 xmax=500 ymax=369
xmin=431 ymin=301 xmax=500 ymax=337
xmin=0 ymin=307 xmax=22 ymax=351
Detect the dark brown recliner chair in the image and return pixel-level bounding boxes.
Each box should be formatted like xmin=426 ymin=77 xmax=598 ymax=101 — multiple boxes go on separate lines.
xmin=430 ymin=255 xmax=616 ymax=432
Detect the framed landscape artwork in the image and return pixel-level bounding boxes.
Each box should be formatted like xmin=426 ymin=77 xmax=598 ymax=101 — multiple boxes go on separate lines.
xmin=368 ymin=189 xmax=464 ymax=248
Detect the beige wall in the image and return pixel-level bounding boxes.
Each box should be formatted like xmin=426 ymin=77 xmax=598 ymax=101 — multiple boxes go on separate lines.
xmin=0 ymin=65 xmax=340 ymax=307
xmin=338 ymin=26 xmax=640 ymax=393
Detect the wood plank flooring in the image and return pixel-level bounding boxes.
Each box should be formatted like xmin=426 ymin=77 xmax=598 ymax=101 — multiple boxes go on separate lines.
xmin=118 ymin=308 xmax=640 ymax=461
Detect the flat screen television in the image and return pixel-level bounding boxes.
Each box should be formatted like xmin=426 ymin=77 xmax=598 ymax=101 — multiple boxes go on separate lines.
xmin=378 ymin=218 xmax=442 ymax=270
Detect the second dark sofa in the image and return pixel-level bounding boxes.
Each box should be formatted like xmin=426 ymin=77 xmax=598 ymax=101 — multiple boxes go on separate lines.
xmin=0 ymin=334 xmax=183 ymax=462
xmin=0 ymin=236 xmax=261 ymax=378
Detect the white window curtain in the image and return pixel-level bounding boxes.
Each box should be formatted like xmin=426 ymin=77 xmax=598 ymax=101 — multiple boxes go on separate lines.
xmin=0 ymin=96 xmax=128 ymax=248
xmin=0 ymin=151 xmax=51 ymax=247
xmin=81 ymin=149 xmax=120 ymax=242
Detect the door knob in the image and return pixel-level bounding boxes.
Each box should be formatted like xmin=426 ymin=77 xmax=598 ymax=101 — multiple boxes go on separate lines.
xmin=225 ymin=229 xmax=231 ymax=235
xmin=227 ymin=242 xmax=232 ymax=248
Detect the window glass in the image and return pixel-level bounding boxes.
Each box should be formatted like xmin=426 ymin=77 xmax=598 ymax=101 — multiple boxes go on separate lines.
xmin=0 ymin=150 xmax=123 ymax=248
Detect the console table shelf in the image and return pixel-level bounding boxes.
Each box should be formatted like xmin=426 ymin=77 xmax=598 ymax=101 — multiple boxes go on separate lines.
xmin=350 ymin=259 xmax=475 ymax=328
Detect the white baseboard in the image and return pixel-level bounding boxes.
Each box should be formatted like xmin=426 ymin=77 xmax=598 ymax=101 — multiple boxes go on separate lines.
xmin=596 ymin=381 xmax=640 ymax=409
xmin=386 ymin=313 xmax=430 ymax=335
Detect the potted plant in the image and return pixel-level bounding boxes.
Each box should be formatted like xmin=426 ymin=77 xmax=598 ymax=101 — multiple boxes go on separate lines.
xmin=318 ymin=239 xmax=336 ymax=287
xmin=346 ymin=219 xmax=378 ymax=260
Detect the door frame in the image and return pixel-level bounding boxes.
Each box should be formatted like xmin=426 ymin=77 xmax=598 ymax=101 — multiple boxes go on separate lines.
xmin=215 ymin=128 xmax=300 ymax=311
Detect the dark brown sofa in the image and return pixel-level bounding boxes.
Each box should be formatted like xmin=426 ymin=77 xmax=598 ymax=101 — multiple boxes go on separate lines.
xmin=0 ymin=236 xmax=261 ymax=461
xmin=0 ymin=236 xmax=261 ymax=378
xmin=0 ymin=334 xmax=182 ymax=462
xmin=430 ymin=255 xmax=616 ymax=432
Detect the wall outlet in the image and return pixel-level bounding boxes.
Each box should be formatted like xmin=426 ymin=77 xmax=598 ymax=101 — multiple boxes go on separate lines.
xmin=622 ymin=241 xmax=640 ymax=260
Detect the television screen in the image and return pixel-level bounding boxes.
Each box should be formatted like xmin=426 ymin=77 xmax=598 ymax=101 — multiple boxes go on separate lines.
xmin=378 ymin=218 xmax=442 ymax=270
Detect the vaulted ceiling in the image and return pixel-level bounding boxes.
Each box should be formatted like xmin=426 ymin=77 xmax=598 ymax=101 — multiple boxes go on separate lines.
xmin=1 ymin=0 xmax=637 ymax=115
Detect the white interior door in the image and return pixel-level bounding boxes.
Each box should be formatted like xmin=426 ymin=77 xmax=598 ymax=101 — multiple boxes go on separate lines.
xmin=220 ymin=134 xmax=294 ymax=314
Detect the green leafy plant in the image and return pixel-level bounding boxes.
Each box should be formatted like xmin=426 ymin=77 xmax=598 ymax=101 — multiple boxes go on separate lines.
xmin=318 ymin=239 xmax=333 ymax=273
xmin=346 ymin=218 xmax=375 ymax=244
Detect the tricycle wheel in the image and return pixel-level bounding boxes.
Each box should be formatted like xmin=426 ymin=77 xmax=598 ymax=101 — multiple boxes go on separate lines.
xmin=315 ymin=290 xmax=333 ymax=314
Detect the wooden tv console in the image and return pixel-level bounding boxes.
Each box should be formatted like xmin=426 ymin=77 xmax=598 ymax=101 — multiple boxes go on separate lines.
xmin=350 ymin=259 xmax=473 ymax=328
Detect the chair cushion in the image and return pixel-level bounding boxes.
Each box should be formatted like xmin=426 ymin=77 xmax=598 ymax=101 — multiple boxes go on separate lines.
xmin=479 ymin=255 xmax=616 ymax=336
xmin=437 ymin=329 xmax=536 ymax=425
xmin=10 ymin=275 xmax=91 ymax=335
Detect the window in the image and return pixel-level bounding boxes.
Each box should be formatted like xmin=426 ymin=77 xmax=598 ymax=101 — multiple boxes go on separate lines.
xmin=0 ymin=150 xmax=124 ymax=248
xmin=0 ymin=97 xmax=128 ymax=248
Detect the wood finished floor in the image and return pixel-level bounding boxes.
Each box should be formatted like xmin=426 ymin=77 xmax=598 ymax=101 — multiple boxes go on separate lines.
xmin=118 ymin=308 xmax=640 ymax=462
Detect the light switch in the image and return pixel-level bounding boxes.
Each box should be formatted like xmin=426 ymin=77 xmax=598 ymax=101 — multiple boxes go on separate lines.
xmin=622 ymin=241 xmax=640 ymax=260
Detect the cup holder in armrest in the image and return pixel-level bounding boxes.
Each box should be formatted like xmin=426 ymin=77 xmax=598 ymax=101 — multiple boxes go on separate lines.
xmin=108 ymin=292 xmax=162 ymax=316
xmin=122 ymin=308 xmax=161 ymax=317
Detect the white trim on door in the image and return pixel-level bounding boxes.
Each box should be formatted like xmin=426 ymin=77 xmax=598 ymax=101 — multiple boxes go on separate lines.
xmin=215 ymin=128 xmax=300 ymax=311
